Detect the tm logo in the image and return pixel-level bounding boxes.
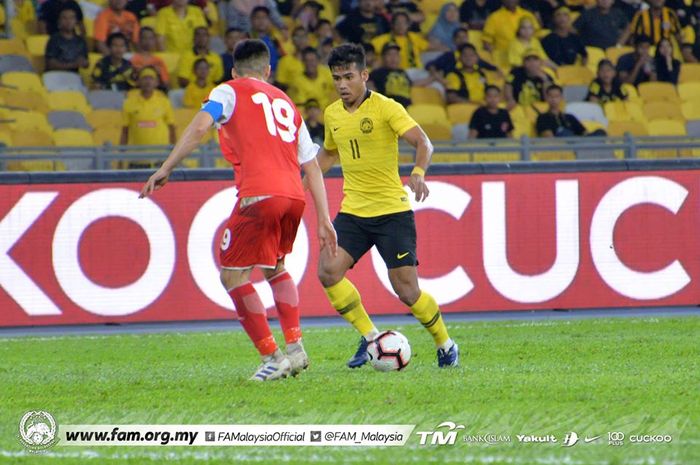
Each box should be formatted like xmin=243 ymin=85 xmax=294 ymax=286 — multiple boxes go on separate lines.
xmin=416 ymin=421 xmax=465 ymax=446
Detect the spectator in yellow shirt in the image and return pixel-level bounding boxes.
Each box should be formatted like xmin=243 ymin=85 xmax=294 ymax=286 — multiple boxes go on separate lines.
xmin=508 ymin=17 xmax=555 ymax=70
xmin=121 ymin=67 xmax=175 ymax=150
xmin=371 ymin=12 xmax=429 ymax=69
xmin=183 ymin=58 xmax=215 ymax=108
xmin=276 ymin=26 xmax=309 ymax=90
xmin=482 ymin=0 xmax=539 ymax=67
xmin=177 ymin=26 xmax=224 ymax=87
xmin=288 ymin=47 xmax=335 ymax=109
xmin=445 ymin=43 xmax=488 ymax=104
xmin=155 ymin=0 xmax=207 ymax=53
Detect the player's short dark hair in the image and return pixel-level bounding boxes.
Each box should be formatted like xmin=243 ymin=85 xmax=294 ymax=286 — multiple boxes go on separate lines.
xmin=233 ymin=39 xmax=270 ymax=75
xmin=458 ymin=43 xmax=477 ymax=54
xmin=328 ymin=43 xmax=366 ymax=71
xmin=485 ymin=84 xmax=500 ymax=94
xmin=107 ymin=32 xmax=128 ymax=47
xmin=546 ymin=84 xmax=563 ymax=94
xmin=251 ymin=5 xmax=270 ymax=17
xmin=302 ymin=46 xmax=319 ymax=58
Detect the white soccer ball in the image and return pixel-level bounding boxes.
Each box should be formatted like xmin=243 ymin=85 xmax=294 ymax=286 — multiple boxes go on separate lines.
xmin=366 ymin=330 xmax=411 ymax=371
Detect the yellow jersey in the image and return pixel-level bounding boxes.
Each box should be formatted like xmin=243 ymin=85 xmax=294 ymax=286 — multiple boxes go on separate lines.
xmin=183 ymin=81 xmax=215 ymax=108
xmin=177 ymin=50 xmax=224 ymax=85
xmin=323 ymin=91 xmax=417 ymax=218
xmin=155 ymin=6 xmax=207 ymax=54
xmin=122 ymin=90 xmax=174 ymax=145
xmin=288 ymin=68 xmax=335 ymax=109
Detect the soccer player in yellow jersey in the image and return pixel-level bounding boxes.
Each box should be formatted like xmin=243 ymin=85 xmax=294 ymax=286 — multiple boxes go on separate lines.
xmin=316 ymin=44 xmax=459 ymax=368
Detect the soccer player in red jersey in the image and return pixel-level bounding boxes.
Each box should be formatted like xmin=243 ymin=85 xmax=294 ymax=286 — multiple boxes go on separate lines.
xmin=140 ymin=39 xmax=337 ymax=382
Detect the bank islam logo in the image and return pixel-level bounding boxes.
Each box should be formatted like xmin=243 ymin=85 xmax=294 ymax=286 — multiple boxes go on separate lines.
xmin=416 ymin=421 xmax=465 ymax=446
xmin=18 ymin=411 xmax=59 ymax=452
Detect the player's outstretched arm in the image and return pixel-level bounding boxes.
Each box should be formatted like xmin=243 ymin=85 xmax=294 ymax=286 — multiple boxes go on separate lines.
xmin=302 ymin=147 xmax=338 ymax=191
xmin=301 ymin=157 xmax=338 ymax=257
xmin=139 ymin=112 xmax=214 ymax=198
xmin=401 ymin=125 xmax=434 ymax=202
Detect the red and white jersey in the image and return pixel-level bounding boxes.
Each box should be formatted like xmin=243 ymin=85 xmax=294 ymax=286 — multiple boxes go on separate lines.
xmin=208 ymin=77 xmax=318 ymax=200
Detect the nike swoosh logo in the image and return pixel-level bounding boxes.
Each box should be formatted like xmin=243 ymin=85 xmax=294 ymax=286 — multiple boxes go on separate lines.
xmin=397 ymin=252 xmax=409 ymax=259
xmin=584 ymin=436 xmax=600 ymax=443
xmin=333 ymin=127 xmax=340 ymax=132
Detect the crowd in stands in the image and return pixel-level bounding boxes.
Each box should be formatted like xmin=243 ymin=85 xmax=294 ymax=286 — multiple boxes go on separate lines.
xmin=3 ymin=0 xmax=700 ymax=168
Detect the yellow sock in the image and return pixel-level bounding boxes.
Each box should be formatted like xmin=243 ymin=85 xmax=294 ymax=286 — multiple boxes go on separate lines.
xmin=410 ymin=291 xmax=450 ymax=347
xmin=324 ymin=278 xmax=377 ymax=338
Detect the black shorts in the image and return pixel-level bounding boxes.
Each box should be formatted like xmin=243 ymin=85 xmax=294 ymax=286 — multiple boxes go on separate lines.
xmin=334 ymin=211 xmax=418 ymax=269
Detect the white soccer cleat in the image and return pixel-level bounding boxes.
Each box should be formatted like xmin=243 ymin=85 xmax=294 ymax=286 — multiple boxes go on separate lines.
xmin=287 ymin=342 xmax=310 ymax=376
xmin=249 ymin=354 xmax=292 ymax=382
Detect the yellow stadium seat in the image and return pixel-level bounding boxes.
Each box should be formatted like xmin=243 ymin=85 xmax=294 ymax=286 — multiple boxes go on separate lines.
xmin=585 ymin=47 xmax=605 ymax=74
xmin=557 ymin=65 xmax=594 ymax=85
xmin=421 ymin=122 xmax=452 ymax=141
xmin=7 ymin=110 xmax=53 ymax=133
xmin=473 ymin=152 xmax=520 ymax=162
xmin=648 ymin=120 xmax=686 ymax=136
xmin=622 ymin=83 xmax=640 ymax=102
xmin=643 ymin=101 xmax=685 ymax=122
xmin=0 ymin=38 xmax=28 ymax=55
xmin=155 ymin=52 xmax=181 ymax=75
xmin=679 ymin=63 xmax=700 ymax=83
xmin=93 ymin=127 xmax=122 ymax=145
xmin=25 ymin=34 xmax=49 ymax=56
xmin=7 ymin=130 xmax=63 ymax=171
xmin=582 ymin=120 xmax=607 ymax=133
xmin=605 ymin=46 xmax=634 ymax=65
xmin=681 ymin=100 xmax=700 ymax=120
xmin=531 ymin=151 xmax=576 ymax=161
xmin=509 ymin=105 xmax=534 ymax=137
xmin=53 ymin=128 xmax=94 ymax=146
xmin=410 ymin=87 xmax=444 ymax=105
xmin=0 ymin=131 xmax=12 ymax=146
xmin=87 ymin=109 xmax=122 ymax=130
xmin=407 ymin=104 xmax=449 ymax=125
xmin=80 ymin=52 xmax=103 ymax=84
xmin=84 ymin=18 xmax=94 ymax=39
xmin=446 ymin=103 xmax=479 ymax=125
xmin=607 ymin=121 xmax=649 ymax=136
xmin=638 ymin=82 xmax=679 ymax=102
xmin=678 ymin=82 xmax=700 ymax=102
xmin=0 ymin=88 xmax=49 ymax=113
xmin=48 ymin=91 xmax=91 ymax=114
xmin=0 ymin=71 xmax=47 ymax=96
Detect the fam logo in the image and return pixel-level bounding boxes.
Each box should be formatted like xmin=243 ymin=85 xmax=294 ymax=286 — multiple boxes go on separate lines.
xmin=18 ymin=411 xmax=59 ymax=452
xmin=360 ymin=118 xmax=373 ymax=134
xmin=416 ymin=421 xmax=465 ymax=446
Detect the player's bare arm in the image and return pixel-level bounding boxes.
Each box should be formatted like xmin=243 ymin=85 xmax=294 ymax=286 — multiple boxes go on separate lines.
xmin=139 ymin=112 xmax=214 ymax=198
xmin=401 ymin=125 xmax=433 ymax=202
xmin=301 ymin=157 xmax=338 ymax=257
xmin=302 ymin=148 xmax=338 ymax=190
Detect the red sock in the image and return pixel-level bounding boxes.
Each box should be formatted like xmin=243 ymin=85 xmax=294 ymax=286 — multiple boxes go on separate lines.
xmin=268 ymin=271 xmax=302 ymax=344
xmin=228 ymin=282 xmax=277 ymax=356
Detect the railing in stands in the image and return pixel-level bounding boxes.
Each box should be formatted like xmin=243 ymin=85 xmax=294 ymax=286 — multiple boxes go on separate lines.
xmin=1 ymin=135 xmax=700 ymax=170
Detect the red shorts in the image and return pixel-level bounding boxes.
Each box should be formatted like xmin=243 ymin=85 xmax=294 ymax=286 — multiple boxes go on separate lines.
xmin=219 ymin=196 xmax=305 ymax=269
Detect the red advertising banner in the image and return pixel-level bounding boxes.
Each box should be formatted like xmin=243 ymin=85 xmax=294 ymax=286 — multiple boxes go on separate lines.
xmin=1 ymin=170 xmax=699 ymax=327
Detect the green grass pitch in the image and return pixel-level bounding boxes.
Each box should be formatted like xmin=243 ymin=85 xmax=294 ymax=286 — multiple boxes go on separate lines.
xmin=1 ymin=316 xmax=699 ymax=464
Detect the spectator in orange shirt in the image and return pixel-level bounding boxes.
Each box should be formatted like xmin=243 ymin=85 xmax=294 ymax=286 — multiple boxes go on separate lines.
xmin=94 ymin=0 xmax=140 ymax=54
xmin=130 ymin=26 xmax=170 ymax=88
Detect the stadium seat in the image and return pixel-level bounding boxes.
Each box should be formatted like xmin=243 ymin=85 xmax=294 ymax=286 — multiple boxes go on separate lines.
xmin=607 ymin=120 xmax=649 ymax=136
xmin=603 ymin=100 xmax=646 ymax=124
xmin=643 ymin=101 xmax=685 ymax=122
xmin=446 ymin=103 xmax=479 ymax=125
xmin=582 ymin=120 xmax=607 ymax=134
xmin=88 ymin=90 xmax=125 ymax=109
xmin=678 ymin=82 xmax=700 ymax=102
xmin=7 ymin=110 xmax=53 ymax=133
xmin=5 ymin=131 xmax=62 ymax=170
xmin=648 ymin=120 xmax=686 ymax=136
xmin=473 ymin=151 xmax=520 ymax=162
xmin=421 ymin=122 xmax=452 ymax=141
xmin=585 ymin=46 xmax=605 ymax=74
xmin=48 ymin=111 xmax=92 ymax=130
xmin=531 ymin=151 xmax=576 ymax=161
xmin=53 ymin=128 xmax=95 ymax=146
xmin=679 ymin=63 xmax=700 ymax=83
xmin=10 ymin=129 xmax=54 ymax=147
xmin=87 ymin=109 xmax=121 ymax=129
xmin=638 ymin=82 xmax=679 ymax=102
xmin=685 ymin=120 xmax=700 ymax=137
xmin=168 ymin=89 xmax=185 ymax=109
xmin=605 ymin=46 xmax=633 ymax=65
xmin=622 ymin=83 xmax=640 ymax=102
xmin=0 ymin=131 xmax=12 ymax=146
xmin=0 ymin=88 xmax=50 ymax=113
xmin=93 ymin=127 xmax=121 ymax=146
xmin=451 ymin=123 xmax=469 ymax=142
xmin=407 ymin=104 xmax=449 ymax=126
xmin=563 ymin=85 xmax=589 ymax=103
xmin=174 ymin=108 xmax=197 ymax=138
xmin=25 ymin=34 xmax=49 ymax=56
xmin=84 ymin=17 xmax=94 ymax=39
xmin=0 ymin=55 xmax=34 ymax=74
xmin=0 ymin=71 xmax=47 ymax=96
xmin=565 ymin=102 xmax=608 ymax=126
xmin=557 ymin=65 xmax=594 ymax=86
xmin=509 ymin=106 xmax=533 ymax=137
xmin=681 ymin=100 xmax=700 ymax=120
xmin=48 ymin=91 xmax=92 ymax=114
xmin=410 ymin=87 xmax=444 ymax=105
xmin=0 ymin=38 xmax=28 ymax=55
xmin=43 ymin=71 xmax=86 ymax=93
